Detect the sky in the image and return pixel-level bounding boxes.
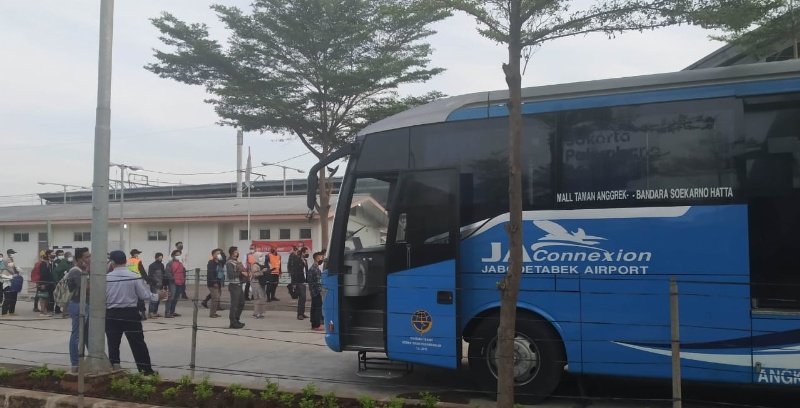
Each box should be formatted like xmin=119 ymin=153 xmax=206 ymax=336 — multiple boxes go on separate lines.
xmin=0 ymin=1 xmax=725 ymax=207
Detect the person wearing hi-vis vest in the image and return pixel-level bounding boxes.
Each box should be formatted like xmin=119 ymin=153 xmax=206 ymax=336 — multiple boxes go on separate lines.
xmin=126 ymin=249 xmax=150 ymax=320
xmin=266 ymin=247 xmax=281 ymax=302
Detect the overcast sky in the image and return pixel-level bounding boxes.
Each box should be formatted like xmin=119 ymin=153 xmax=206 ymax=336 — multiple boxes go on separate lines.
xmin=0 ymin=1 xmax=724 ymax=206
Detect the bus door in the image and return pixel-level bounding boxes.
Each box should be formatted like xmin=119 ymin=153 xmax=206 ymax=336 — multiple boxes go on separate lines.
xmin=385 ymin=169 xmax=460 ymax=369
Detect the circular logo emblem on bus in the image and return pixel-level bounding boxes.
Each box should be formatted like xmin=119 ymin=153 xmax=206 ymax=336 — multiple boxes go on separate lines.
xmin=411 ymin=310 xmax=433 ymax=334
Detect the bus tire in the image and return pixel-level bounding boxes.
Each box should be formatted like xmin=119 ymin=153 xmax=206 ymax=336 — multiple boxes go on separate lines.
xmin=468 ymin=312 xmax=565 ymax=404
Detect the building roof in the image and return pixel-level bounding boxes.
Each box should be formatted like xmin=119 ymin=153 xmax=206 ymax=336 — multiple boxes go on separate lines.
xmin=37 ymin=177 xmax=344 ymax=205
xmin=0 ymin=195 xmax=360 ymax=226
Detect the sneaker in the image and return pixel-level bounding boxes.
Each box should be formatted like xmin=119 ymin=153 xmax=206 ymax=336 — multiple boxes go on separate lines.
xmin=173 ymin=313 xmax=181 ymax=317
xmin=201 ymin=301 xmax=208 ymax=309
xmin=210 ymin=314 xmax=221 ymax=318
xmin=164 ymin=314 xmax=174 ymax=319
xmin=229 ymin=323 xmax=245 ymax=329
xmin=312 ymin=327 xmax=325 ymax=332
xmin=155 ymin=313 xmax=163 ymax=318
xmin=297 ymin=315 xmax=306 ymax=320
xmin=300 ymin=314 xmax=309 ymax=319
xmin=142 ymin=370 xmax=158 ymax=377
xmin=39 ymin=313 xmax=48 ymax=317
xmin=272 ymin=298 xmax=280 ymax=302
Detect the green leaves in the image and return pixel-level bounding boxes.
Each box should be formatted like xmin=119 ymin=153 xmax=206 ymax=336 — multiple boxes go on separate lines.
xmin=687 ymin=0 xmax=798 ymax=60
xmin=146 ymin=0 xmax=449 ymax=155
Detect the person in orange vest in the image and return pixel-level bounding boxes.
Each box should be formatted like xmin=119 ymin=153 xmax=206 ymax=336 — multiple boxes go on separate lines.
xmin=266 ymin=246 xmax=281 ymax=302
xmin=126 ymin=249 xmax=150 ymax=320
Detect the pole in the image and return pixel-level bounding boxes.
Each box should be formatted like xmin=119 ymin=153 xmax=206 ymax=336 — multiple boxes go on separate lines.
xmin=77 ymin=268 xmax=88 ymax=408
xmin=670 ymin=277 xmax=682 ymax=408
xmin=87 ymin=0 xmax=114 ymax=373
xmin=236 ymin=130 xmax=243 ymax=198
xmin=283 ymin=167 xmax=287 ymax=196
xmin=63 ymin=186 xmax=67 ymax=204
xmin=190 ymin=268 xmax=200 ymax=379
xmin=119 ymin=167 xmax=125 ymax=250
xmin=247 ymin=185 xmax=251 ymax=240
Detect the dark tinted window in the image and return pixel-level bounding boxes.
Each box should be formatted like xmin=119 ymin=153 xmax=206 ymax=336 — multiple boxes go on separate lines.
xmin=559 ymin=98 xmax=739 ymax=205
xmin=409 ymin=116 xmax=553 ymax=225
xmin=356 ymin=129 xmax=409 ymax=172
xmin=740 ymin=106 xmax=800 ymax=196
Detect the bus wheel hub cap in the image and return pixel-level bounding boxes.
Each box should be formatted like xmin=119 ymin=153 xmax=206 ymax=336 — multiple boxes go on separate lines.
xmin=489 ymin=335 xmax=539 ymax=384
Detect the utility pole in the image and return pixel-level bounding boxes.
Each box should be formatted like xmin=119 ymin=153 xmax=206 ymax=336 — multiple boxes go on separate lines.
xmin=261 ymin=162 xmax=305 ymax=196
xmin=236 ymin=130 xmax=243 ymax=198
xmin=110 ymin=163 xmax=142 ymax=250
xmin=87 ymin=0 xmax=115 ymax=374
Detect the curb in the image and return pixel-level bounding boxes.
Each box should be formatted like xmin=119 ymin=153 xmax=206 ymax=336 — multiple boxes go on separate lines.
xmin=0 ymin=386 xmax=164 ymax=408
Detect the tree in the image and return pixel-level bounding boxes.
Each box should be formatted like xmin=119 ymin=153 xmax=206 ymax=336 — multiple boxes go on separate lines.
xmin=146 ymin=0 xmax=449 ymax=249
xmin=437 ymin=1 xmax=688 ymax=405
xmin=689 ymin=0 xmax=798 ymax=60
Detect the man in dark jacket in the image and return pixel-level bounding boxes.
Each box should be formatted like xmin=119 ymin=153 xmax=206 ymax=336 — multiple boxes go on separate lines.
xmin=38 ymin=250 xmax=56 ymax=317
xmin=147 ymin=253 xmax=166 ymax=318
xmin=205 ymin=248 xmax=225 ymax=318
xmin=289 ymin=247 xmax=309 ymax=320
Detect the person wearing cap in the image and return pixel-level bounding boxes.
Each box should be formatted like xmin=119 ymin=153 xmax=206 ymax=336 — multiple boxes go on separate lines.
xmin=106 ymin=250 xmax=168 ymax=375
xmin=126 ymin=249 xmax=150 ymax=320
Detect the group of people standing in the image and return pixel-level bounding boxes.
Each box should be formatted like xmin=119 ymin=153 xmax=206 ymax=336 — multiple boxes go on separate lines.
xmin=200 ymin=244 xmax=323 ymax=331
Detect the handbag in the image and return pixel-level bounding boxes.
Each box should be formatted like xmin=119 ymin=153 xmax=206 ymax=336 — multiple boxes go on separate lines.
xmin=287 ymin=283 xmax=298 ymax=300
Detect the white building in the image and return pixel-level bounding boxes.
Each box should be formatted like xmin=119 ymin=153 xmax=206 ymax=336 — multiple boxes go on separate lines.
xmin=0 ymin=195 xmax=378 ymax=281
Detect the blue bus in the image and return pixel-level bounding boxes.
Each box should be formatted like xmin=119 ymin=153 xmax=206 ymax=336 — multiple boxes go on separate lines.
xmin=306 ymin=60 xmax=800 ymax=401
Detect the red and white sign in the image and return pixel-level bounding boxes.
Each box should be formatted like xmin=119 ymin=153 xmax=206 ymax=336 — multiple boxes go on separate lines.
xmin=251 ymin=240 xmax=313 ymax=253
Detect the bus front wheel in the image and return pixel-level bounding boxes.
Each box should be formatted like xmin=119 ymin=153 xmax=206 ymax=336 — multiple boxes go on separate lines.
xmin=468 ymin=313 xmax=565 ymax=404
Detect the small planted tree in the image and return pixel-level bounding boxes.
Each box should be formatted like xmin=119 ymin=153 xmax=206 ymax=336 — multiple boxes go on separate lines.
xmin=437 ymin=0 xmax=689 ymax=405
xmin=146 ymin=0 xmax=449 ymax=249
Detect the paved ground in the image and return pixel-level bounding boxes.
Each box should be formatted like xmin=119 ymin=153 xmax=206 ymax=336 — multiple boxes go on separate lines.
xmin=0 ymin=296 xmax=796 ymax=407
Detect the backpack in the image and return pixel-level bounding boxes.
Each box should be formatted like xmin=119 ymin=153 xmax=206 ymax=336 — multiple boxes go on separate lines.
xmin=31 ymin=260 xmax=42 ymax=282
xmin=54 ymin=267 xmax=79 ymax=306
xmin=9 ymin=275 xmax=23 ymax=293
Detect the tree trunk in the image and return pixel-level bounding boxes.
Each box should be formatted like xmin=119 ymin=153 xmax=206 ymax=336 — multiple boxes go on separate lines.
xmin=318 ymin=166 xmax=331 ymax=251
xmin=496 ymin=1 xmax=524 ymax=407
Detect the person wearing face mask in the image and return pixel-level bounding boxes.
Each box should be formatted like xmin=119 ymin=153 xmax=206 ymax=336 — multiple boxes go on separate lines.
xmin=52 ymin=251 xmax=74 ymax=318
xmin=266 ymin=246 xmax=282 ymax=302
xmin=307 ymin=252 xmax=324 ymax=332
xmin=226 ymin=246 xmax=246 ymax=329
xmin=174 ymin=242 xmax=190 ymax=300
xmin=163 ymin=250 xmax=186 ymax=318
xmin=205 ymin=249 xmax=225 ymax=318
xmin=38 ymin=250 xmax=57 ymax=317
xmin=290 ymin=247 xmax=310 ymax=320
xmin=147 ymin=253 xmax=166 ymax=319
xmin=1 ymin=250 xmax=21 ymax=306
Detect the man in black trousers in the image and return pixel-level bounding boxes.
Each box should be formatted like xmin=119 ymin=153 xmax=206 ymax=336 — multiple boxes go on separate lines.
xmin=106 ymin=251 xmax=168 ymax=374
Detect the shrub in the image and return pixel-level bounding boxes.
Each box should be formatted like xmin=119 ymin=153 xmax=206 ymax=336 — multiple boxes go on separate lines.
xmin=52 ymin=368 xmax=67 ymax=380
xmin=163 ymin=386 xmax=180 ymax=399
xmin=0 ymin=368 xmax=14 ymax=381
xmin=179 ymin=374 xmax=192 ymax=388
xmin=194 ymin=376 xmax=214 ymax=401
xmin=29 ymin=364 xmax=51 ymax=381
xmin=279 ymin=392 xmax=296 ymax=407
xmin=385 ymin=397 xmax=405 ymax=408
xmin=358 ymin=396 xmax=376 ymax=408
xmin=260 ymin=379 xmax=280 ymax=401
xmin=419 ymin=391 xmax=439 ymax=408
xmin=322 ymin=392 xmax=339 ymax=408
xmin=228 ymin=383 xmax=255 ymax=400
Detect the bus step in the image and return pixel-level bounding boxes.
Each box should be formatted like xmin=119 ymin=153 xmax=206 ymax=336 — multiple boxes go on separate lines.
xmin=355 ymin=351 xmax=413 ymax=379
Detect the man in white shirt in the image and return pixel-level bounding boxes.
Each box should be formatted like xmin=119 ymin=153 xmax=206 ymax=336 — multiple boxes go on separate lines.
xmin=106 ymin=251 xmax=168 ymax=375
